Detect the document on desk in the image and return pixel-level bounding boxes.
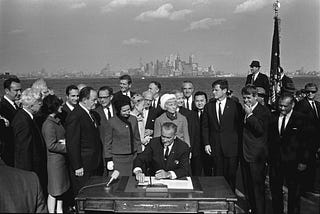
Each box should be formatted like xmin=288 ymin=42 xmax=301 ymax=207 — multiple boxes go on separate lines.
xmin=138 ymin=177 xmax=193 ymax=190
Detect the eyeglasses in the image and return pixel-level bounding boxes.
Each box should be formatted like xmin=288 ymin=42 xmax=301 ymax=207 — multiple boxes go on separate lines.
xmin=306 ymin=91 xmax=317 ymax=94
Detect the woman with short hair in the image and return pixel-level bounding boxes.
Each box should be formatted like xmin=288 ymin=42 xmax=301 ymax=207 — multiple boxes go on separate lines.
xmin=42 ymin=95 xmax=70 ymax=213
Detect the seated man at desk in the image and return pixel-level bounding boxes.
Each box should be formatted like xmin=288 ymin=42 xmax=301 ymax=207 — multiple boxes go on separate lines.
xmin=133 ymin=122 xmax=190 ymax=182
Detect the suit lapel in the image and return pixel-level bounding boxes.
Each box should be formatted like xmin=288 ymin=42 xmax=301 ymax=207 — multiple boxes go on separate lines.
xmin=283 ymin=111 xmax=296 ymax=136
xmin=211 ymin=101 xmax=220 ymax=127
xmin=165 ymin=141 xmax=177 ymax=168
xmin=220 ymin=99 xmax=230 ymax=124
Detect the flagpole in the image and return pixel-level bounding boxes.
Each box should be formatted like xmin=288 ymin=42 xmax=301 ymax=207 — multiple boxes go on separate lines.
xmin=269 ymin=0 xmax=281 ymax=107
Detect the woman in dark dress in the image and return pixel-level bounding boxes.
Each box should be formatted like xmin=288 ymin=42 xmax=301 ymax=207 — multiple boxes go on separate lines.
xmin=42 ymin=95 xmax=70 ymax=213
xmin=104 ymin=95 xmax=142 ymax=176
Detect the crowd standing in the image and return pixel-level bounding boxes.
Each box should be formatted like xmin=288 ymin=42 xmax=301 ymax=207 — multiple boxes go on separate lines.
xmin=0 ymin=60 xmax=319 ymax=214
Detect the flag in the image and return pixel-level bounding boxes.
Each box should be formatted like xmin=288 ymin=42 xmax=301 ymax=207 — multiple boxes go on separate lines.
xmin=269 ymin=16 xmax=281 ymax=106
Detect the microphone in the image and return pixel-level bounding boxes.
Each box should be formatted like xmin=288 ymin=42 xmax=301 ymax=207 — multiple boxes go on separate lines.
xmin=106 ymin=170 xmax=120 ymax=187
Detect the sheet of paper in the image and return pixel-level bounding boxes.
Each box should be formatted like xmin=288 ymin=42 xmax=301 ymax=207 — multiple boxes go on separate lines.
xmin=138 ymin=176 xmax=193 ymax=190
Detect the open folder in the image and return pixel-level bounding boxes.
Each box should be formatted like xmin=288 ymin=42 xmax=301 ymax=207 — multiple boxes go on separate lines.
xmin=138 ymin=176 xmax=193 ymax=190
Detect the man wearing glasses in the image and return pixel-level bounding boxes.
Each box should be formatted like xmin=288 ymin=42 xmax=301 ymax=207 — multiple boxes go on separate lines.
xmin=295 ymin=83 xmax=320 ymax=196
xmin=133 ymin=122 xmax=190 ymax=182
xmin=94 ymin=86 xmax=114 ymax=173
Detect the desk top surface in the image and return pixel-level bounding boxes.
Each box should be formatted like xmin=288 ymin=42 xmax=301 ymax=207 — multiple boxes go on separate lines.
xmin=76 ymin=176 xmax=237 ymax=202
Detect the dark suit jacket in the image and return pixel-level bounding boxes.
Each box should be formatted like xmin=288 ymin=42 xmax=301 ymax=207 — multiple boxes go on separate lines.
xmin=294 ymin=98 xmax=320 ymax=150
xmin=65 ymin=105 xmax=102 ymax=172
xmin=113 ymin=91 xmax=136 ymax=100
xmin=0 ymin=159 xmax=47 ymax=213
xmin=201 ymin=98 xmax=242 ymax=157
xmin=144 ymin=107 xmax=160 ymax=131
xmin=60 ymin=103 xmax=73 ymax=126
xmin=245 ymin=72 xmax=270 ymax=96
xmin=0 ymin=97 xmax=17 ymax=122
xmin=12 ymin=109 xmax=47 ymax=191
xmin=268 ymin=111 xmax=309 ymax=164
xmin=153 ymin=96 xmax=164 ymax=116
xmin=0 ymin=97 xmax=18 ymax=166
xmin=133 ymin=137 xmax=190 ymax=178
xmin=93 ymin=105 xmax=115 ymax=160
xmin=179 ymin=107 xmax=201 ymax=157
xmin=242 ymin=103 xmax=269 ymax=163
xmin=104 ymin=115 xmax=141 ymax=161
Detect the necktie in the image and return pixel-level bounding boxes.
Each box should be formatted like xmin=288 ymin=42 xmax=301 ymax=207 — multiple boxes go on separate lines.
xmin=186 ymin=97 xmax=190 ymax=110
xmin=89 ymin=112 xmax=97 ymax=127
xmin=14 ymin=102 xmax=19 ymax=109
xmin=280 ymin=115 xmax=286 ymax=136
xmin=312 ymin=101 xmax=319 ymax=119
xmin=164 ymin=146 xmax=169 ymax=160
xmin=152 ymin=100 xmax=155 ymax=108
xmin=107 ymin=107 xmax=112 ymax=119
xmin=218 ymin=102 xmax=222 ymax=124
xmin=251 ymin=74 xmax=255 ymax=84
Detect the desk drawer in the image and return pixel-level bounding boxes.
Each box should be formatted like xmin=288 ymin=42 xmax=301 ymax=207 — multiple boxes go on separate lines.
xmin=115 ymin=200 xmax=197 ymax=213
xmin=81 ymin=200 xmax=114 ymax=211
xmin=198 ymin=201 xmax=235 ymax=213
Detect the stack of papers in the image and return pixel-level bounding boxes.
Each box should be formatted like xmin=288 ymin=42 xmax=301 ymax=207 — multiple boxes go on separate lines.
xmin=138 ymin=177 xmax=193 ymax=190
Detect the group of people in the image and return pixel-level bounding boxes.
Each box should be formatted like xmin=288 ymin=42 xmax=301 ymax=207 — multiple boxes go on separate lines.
xmin=0 ymin=60 xmax=319 ymax=214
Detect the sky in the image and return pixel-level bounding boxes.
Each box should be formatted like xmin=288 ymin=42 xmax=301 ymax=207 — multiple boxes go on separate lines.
xmin=0 ymin=0 xmax=319 ymax=75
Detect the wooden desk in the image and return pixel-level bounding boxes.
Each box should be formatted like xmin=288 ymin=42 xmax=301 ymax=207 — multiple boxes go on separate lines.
xmin=76 ymin=176 xmax=237 ymax=213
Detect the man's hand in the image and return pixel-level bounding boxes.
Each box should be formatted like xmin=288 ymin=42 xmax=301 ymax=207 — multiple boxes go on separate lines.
xmin=75 ymin=168 xmax=84 ymax=176
xmin=107 ymin=161 xmax=114 ymax=170
xmin=297 ymin=163 xmax=307 ymax=171
xmin=59 ymin=139 xmax=66 ymax=145
xmin=243 ymin=104 xmax=253 ymax=116
xmin=135 ymin=171 xmax=145 ymax=183
xmin=205 ymin=145 xmax=212 ymax=155
xmin=0 ymin=116 xmax=9 ymax=127
xmin=155 ymin=169 xmax=170 ymax=179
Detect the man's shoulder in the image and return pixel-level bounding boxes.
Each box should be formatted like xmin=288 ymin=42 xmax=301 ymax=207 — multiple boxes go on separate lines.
xmin=258 ymin=72 xmax=269 ymax=79
xmin=174 ymin=138 xmax=190 ymax=149
xmin=0 ymin=164 xmax=38 ymax=181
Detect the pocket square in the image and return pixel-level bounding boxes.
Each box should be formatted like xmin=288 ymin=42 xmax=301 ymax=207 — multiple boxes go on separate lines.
xmin=292 ymin=127 xmax=298 ymax=130
xmin=174 ymin=160 xmax=179 ymax=165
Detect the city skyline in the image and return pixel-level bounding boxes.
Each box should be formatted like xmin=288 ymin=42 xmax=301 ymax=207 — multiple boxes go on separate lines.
xmin=0 ymin=0 xmax=319 ymax=75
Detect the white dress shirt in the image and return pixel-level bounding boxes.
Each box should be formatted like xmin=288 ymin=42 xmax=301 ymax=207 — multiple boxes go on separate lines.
xmin=215 ymin=98 xmax=227 ymax=122
xmin=278 ymin=109 xmax=293 ymax=134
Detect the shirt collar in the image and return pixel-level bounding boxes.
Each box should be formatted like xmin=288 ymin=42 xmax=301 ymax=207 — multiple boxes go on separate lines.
xmin=281 ymin=109 xmax=293 ymax=119
xmin=66 ymin=101 xmax=74 ymax=111
xmin=251 ymin=101 xmax=259 ymax=111
xmin=217 ymin=97 xmax=227 ymax=105
xmin=23 ymin=108 xmax=33 ymax=120
xmin=79 ymin=103 xmax=91 ymax=117
xmin=4 ymin=95 xmax=16 ymax=109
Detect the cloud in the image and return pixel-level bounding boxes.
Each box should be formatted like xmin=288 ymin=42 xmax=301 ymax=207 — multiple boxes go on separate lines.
xmin=102 ymin=0 xmax=149 ymax=13
xmin=184 ymin=18 xmax=226 ymax=31
xmin=122 ymin=38 xmax=150 ymax=45
xmin=8 ymin=29 xmax=25 ymax=35
xmin=170 ymin=9 xmax=193 ymax=21
xmin=234 ymin=0 xmax=268 ymax=13
xmin=70 ymin=1 xmax=87 ymax=9
xmin=192 ymin=0 xmax=209 ymax=6
xmin=135 ymin=3 xmax=192 ymax=21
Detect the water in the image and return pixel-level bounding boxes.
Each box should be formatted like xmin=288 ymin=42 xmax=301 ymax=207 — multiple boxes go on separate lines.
xmin=1 ymin=76 xmax=319 ymax=101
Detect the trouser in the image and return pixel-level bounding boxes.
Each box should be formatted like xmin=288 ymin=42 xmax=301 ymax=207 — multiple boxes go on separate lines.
xmin=191 ymin=155 xmax=203 ymax=176
xmin=269 ymin=161 xmax=302 ymax=214
xmin=214 ymin=154 xmax=238 ymax=192
xmin=241 ymin=159 xmax=266 ymax=214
